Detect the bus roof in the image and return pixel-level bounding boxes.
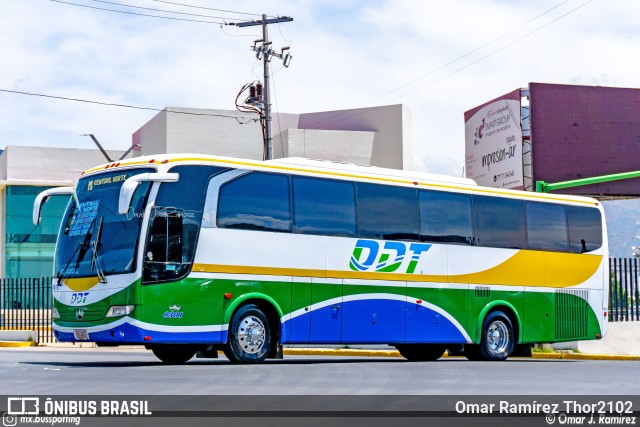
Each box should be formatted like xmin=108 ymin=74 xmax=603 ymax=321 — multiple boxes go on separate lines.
xmin=83 ymin=153 xmax=601 ymax=207
xmin=267 ymin=157 xmax=477 ymax=187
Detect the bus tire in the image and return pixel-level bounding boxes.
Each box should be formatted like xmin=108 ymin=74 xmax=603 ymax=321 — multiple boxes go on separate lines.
xmin=476 ymin=311 xmax=515 ymax=361
xmin=396 ymin=344 xmax=446 ymax=361
xmin=151 ymin=345 xmax=196 ymax=364
xmin=224 ymin=304 xmax=271 ymax=364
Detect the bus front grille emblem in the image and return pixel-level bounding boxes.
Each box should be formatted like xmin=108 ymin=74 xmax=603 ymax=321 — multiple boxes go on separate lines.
xmin=76 ymin=307 xmax=85 ymax=320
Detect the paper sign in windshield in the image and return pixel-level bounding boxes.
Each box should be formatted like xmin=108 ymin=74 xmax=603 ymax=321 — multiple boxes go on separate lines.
xmin=68 ymin=200 xmax=100 ymax=237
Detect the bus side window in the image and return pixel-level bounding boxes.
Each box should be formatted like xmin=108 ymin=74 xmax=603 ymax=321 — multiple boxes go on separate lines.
xmin=217 ymin=172 xmax=291 ymax=232
xmin=566 ymin=206 xmax=603 ymax=253
xmin=292 ymin=176 xmax=356 ymax=237
xmin=525 ymin=202 xmax=568 ymax=252
xmin=419 ymin=190 xmax=472 ymax=245
xmin=356 ymin=182 xmax=419 ymax=241
xmin=144 ymin=208 xmax=185 ymax=283
xmin=473 ymin=195 xmax=526 ymax=249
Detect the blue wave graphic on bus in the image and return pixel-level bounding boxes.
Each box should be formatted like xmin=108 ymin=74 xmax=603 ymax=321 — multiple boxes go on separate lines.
xmin=349 ymin=240 xmax=430 ymax=273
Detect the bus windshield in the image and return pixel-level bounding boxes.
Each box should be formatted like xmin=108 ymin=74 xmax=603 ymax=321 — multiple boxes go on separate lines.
xmin=55 ymin=168 xmax=155 ymax=279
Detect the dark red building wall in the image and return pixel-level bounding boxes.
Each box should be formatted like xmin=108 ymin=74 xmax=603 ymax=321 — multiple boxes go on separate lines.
xmin=530 ymin=82 xmax=640 ymax=196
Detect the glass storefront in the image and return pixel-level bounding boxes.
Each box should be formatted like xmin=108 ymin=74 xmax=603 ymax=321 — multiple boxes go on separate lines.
xmin=5 ymin=186 xmax=70 ymax=278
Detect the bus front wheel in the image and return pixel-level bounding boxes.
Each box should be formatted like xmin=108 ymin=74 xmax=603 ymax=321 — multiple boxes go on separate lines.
xmin=224 ymin=304 xmax=272 ymax=364
xmin=396 ymin=344 xmax=446 ymax=361
xmin=468 ymin=311 xmax=515 ymax=361
xmin=151 ymin=345 xmax=196 ymax=364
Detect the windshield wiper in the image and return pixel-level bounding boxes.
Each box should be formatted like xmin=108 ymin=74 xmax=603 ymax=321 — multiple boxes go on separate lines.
xmin=57 ymin=217 xmax=96 ymax=286
xmin=90 ymin=217 xmax=107 ymax=284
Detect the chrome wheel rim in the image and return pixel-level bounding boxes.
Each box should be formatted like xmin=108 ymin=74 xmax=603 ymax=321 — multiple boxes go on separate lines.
xmin=237 ymin=315 xmax=266 ymax=354
xmin=486 ymin=320 xmax=509 ymax=356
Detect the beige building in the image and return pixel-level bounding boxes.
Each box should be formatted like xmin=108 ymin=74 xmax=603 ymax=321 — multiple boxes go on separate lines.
xmin=132 ymin=104 xmax=413 ymax=170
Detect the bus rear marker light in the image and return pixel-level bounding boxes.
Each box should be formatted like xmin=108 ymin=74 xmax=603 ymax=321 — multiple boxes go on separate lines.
xmin=416 ymin=299 xmax=423 ymax=304
xmin=224 ymin=293 xmax=233 ymax=299
xmin=144 ymin=336 xmax=152 ymax=341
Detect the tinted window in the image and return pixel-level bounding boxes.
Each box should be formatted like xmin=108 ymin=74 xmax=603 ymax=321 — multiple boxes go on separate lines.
xmin=419 ymin=191 xmax=472 ymax=244
xmin=217 ymin=172 xmax=291 ymax=232
xmin=145 ymin=166 xmax=226 ymax=284
xmin=356 ymin=183 xmax=419 ymax=240
xmin=526 ymin=202 xmax=568 ymax=252
xmin=293 ymin=176 xmax=356 ymax=236
xmin=474 ymin=196 xmax=525 ymax=249
xmin=566 ymin=206 xmax=603 ymax=253
xmin=55 ymin=168 xmax=154 ymax=279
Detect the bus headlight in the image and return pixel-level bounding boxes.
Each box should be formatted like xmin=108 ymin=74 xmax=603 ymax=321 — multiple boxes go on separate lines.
xmin=52 ymin=308 xmax=60 ymax=319
xmin=106 ymin=305 xmax=135 ymax=318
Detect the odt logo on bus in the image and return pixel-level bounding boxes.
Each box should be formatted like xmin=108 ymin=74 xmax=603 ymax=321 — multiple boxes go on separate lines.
xmin=349 ymin=239 xmax=431 ymax=274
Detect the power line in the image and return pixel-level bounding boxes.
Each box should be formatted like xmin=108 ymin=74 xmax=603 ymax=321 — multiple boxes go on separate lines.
xmin=276 ymin=21 xmax=293 ymax=44
xmin=151 ymin=0 xmax=263 ymax=17
xmin=49 ymin=0 xmax=231 ymax=25
xmin=90 ymin=0 xmax=244 ymax=21
xmin=305 ymin=0 xmax=595 ymax=129
xmin=387 ymin=0 xmax=596 ymax=103
xmin=362 ymin=0 xmax=573 ymax=107
xmin=219 ymin=24 xmax=260 ymax=38
xmin=0 ymin=88 xmax=259 ymax=123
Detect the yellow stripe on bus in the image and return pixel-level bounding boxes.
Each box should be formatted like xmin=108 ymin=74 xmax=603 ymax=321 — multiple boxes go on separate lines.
xmin=61 ymin=277 xmax=100 ymax=292
xmin=192 ymin=251 xmax=602 ymax=288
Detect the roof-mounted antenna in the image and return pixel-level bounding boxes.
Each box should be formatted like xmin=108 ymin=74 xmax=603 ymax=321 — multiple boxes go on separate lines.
xmin=118 ymin=144 xmax=141 ymax=161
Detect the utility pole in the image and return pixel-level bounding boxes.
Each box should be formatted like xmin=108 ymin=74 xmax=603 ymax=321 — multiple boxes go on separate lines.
xmin=234 ymin=15 xmax=293 ymax=160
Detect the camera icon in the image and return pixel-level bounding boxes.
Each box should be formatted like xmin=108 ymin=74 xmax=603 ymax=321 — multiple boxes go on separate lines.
xmin=2 ymin=412 xmax=17 ymax=427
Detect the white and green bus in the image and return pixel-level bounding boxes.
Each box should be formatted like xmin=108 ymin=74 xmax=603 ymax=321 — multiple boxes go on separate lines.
xmin=34 ymin=154 xmax=608 ymax=363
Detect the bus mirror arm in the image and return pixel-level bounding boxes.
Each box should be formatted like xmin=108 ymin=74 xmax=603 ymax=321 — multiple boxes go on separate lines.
xmin=32 ymin=186 xmax=76 ymax=225
xmin=118 ymin=172 xmax=179 ymax=215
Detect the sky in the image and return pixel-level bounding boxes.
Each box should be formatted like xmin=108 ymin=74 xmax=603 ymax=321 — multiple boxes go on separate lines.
xmin=1 ymin=0 xmax=639 ymax=176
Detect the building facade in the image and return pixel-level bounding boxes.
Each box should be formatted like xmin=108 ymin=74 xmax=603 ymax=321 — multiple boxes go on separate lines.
xmin=0 ymin=146 xmax=128 ymax=278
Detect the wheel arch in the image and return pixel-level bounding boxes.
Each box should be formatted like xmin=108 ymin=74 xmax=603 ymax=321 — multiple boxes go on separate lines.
xmin=223 ymin=293 xmax=284 ymax=345
xmin=475 ymin=301 xmax=522 ymax=344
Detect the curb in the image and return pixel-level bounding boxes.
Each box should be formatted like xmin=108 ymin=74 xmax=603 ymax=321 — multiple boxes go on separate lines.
xmin=283 ymin=348 xmax=640 ymax=361
xmin=0 ymin=341 xmax=36 ymax=347
xmin=531 ymin=352 xmax=640 ymax=361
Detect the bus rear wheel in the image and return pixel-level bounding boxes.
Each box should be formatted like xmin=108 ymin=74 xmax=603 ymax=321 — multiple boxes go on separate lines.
xmin=224 ymin=304 xmax=272 ymax=364
xmin=396 ymin=344 xmax=446 ymax=361
xmin=469 ymin=311 xmax=515 ymax=361
xmin=151 ymin=345 xmax=196 ymax=364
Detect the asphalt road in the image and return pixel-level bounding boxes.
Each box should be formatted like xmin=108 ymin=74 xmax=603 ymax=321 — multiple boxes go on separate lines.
xmin=1 ymin=347 xmax=639 ymax=395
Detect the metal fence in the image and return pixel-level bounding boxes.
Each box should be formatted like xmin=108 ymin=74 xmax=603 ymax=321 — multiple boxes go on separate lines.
xmin=0 ymin=277 xmax=54 ymax=343
xmin=609 ymin=257 xmax=640 ymax=322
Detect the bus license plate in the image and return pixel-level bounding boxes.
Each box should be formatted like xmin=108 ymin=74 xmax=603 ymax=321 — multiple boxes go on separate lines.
xmin=73 ymin=329 xmax=89 ymax=341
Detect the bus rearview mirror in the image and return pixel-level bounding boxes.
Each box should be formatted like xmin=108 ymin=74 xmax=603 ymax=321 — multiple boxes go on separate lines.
xmin=32 ymin=187 xmax=77 ymax=225
xmin=118 ymin=172 xmax=179 ymax=215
